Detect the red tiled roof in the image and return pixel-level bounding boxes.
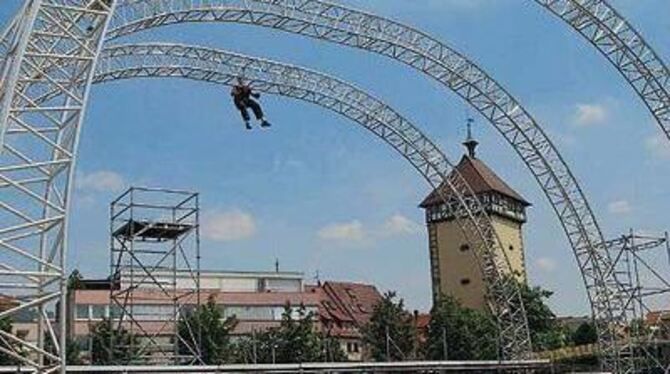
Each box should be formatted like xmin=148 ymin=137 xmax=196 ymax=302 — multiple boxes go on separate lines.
xmin=646 ymin=310 xmax=670 ymax=325
xmin=0 ymin=294 xmax=18 ymax=312
xmin=420 ymin=155 xmax=529 ymax=208
xmin=415 ymin=313 xmax=431 ymax=329
xmin=318 ymin=281 xmax=382 ymax=328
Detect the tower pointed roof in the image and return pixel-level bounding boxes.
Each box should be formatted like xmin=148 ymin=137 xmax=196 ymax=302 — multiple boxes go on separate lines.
xmin=419 ymin=122 xmax=529 ymax=208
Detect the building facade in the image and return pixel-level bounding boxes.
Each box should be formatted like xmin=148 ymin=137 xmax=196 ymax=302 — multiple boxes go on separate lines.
xmin=420 ymin=125 xmax=530 ymax=310
xmin=68 ymin=270 xmax=382 ymax=363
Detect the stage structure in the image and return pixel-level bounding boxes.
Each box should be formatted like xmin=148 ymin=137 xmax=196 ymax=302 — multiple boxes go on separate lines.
xmin=103 ymin=1 xmax=669 ymax=371
xmin=109 ymin=187 xmax=202 ymax=364
xmin=96 ymin=43 xmax=531 ymax=361
xmin=0 ymin=0 xmax=667 ymax=372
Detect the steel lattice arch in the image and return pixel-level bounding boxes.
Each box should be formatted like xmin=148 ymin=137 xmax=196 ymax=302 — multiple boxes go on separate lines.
xmin=95 ymin=43 xmax=535 ymax=362
xmin=0 ymin=34 xmax=538 ymax=369
xmin=535 ymin=0 xmax=670 ymax=142
xmin=104 ymin=0 xmax=635 ymax=371
xmin=0 ymin=0 xmax=667 ymax=373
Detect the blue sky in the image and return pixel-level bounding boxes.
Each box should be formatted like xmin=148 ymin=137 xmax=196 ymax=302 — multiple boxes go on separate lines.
xmin=1 ymin=0 xmax=668 ymax=316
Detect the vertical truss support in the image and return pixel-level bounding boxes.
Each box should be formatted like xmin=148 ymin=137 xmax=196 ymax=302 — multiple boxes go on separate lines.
xmin=109 ymin=187 xmax=202 ymax=365
xmin=0 ymin=1 xmax=115 ymax=372
xmin=600 ymin=230 xmax=670 ymax=373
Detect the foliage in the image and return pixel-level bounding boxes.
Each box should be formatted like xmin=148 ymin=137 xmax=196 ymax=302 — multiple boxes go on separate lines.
xmin=0 ymin=317 xmax=23 ymax=365
xmin=424 ymin=296 xmax=498 ymax=360
xmin=234 ymin=303 xmax=346 ymax=364
xmin=177 ymin=296 xmax=238 ymax=364
xmin=422 ymin=280 xmax=569 ymax=359
xmin=90 ymin=318 xmax=138 ymax=364
xmin=361 ymin=292 xmax=416 ymax=361
xmin=44 ymin=334 xmax=83 ymax=365
xmin=571 ymin=322 xmax=597 ymax=346
xmin=516 ymin=281 xmax=570 ymax=351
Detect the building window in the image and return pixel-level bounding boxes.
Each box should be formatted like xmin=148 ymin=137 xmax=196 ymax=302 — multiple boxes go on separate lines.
xmin=91 ymin=305 xmax=106 ymax=320
xmin=16 ymin=329 xmax=29 ymax=339
xmin=75 ymin=305 xmax=89 ymax=320
xmin=109 ymin=305 xmax=122 ymax=318
xmin=460 ymin=278 xmax=471 ymax=285
xmin=459 ymin=244 xmax=470 ymax=252
xmin=353 ymin=342 xmax=359 ymax=353
xmin=508 ymin=245 xmax=514 ymax=251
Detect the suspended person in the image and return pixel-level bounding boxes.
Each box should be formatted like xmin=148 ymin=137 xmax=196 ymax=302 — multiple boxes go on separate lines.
xmin=231 ymin=78 xmax=271 ymax=130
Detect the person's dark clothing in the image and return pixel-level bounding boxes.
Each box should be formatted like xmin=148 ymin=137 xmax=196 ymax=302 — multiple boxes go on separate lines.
xmin=231 ymin=85 xmax=263 ymax=122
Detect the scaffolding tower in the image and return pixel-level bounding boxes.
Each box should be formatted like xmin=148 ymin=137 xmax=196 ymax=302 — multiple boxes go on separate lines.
xmin=603 ymin=230 xmax=670 ymax=372
xmin=109 ymin=187 xmax=202 ymax=365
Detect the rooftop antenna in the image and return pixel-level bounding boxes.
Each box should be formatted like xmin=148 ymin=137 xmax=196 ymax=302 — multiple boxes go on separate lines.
xmin=463 ymin=117 xmax=479 ymax=159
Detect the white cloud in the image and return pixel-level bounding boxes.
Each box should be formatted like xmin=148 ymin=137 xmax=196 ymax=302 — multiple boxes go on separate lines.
xmin=77 ymin=170 xmax=125 ymax=193
xmin=608 ymin=200 xmax=632 ymax=215
xmin=380 ymin=214 xmax=422 ymax=237
xmin=645 ymin=133 xmax=670 ymax=159
xmin=535 ymin=257 xmax=556 ymax=272
xmin=317 ymin=214 xmax=423 ymax=246
xmin=573 ymin=103 xmax=607 ymax=126
xmin=317 ymin=220 xmax=366 ymax=243
xmin=202 ymin=209 xmax=256 ymax=242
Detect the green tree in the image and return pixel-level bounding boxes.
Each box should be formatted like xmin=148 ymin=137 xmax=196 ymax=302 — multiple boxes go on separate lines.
xmin=516 ymin=282 xmax=570 ymax=351
xmin=234 ymin=303 xmax=346 ymax=364
xmin=90 ymin=318 xmax=137 ymax=364
xmin=44 ymin=335 xmax=83 ymax=365
xmin=361 ymin=292 xmax=416 ymax=361
xmin=571 ymin=321 xmax=597 ymax=346
xmin=424 ymin=296 xmax=497 ymax=360
xmin=318 ymin=332 xmax=347 ymax=363
xmin=177 ymin=296 xmax=237 ymax=364
xmin=0 ymin=317 xmax=23 ymax=365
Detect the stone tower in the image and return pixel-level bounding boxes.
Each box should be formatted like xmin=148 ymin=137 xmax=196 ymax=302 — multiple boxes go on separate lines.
xmin=420 ymin=121 xmax=530 ymax=311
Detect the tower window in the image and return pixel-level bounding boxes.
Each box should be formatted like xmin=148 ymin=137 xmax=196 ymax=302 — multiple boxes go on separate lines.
xmin=459 ymin=244 xmax=470 ymax=252
xmin=508 ymin=245 xmax=514 ymax=251
xmin=460 ymin=278 xmax=471 ymax=285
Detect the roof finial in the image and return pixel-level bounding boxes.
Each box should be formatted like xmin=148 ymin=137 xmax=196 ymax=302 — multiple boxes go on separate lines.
xmin=463 ymin=118 xmax=479 ymax=158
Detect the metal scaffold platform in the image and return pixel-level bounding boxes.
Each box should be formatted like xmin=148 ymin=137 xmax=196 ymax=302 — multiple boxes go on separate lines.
xmin=109 ymin=187 xmax=202 ymax=365
xmin=602 ymin=230 xmax=670 ymax=371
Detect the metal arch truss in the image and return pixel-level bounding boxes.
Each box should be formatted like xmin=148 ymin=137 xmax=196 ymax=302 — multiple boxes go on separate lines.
xmin=535 ymin=0 xmax=670 ymax=143
xmin=94 ymin=42 xmax=532 ymax=359
xmin=0 ymin=0 xmax=116 ymax=373
xmin=106 ymin=0 xmax=630 ymax=370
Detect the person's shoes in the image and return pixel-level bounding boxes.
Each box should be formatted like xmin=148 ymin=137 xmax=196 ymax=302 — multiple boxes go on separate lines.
xmin=245 ymin=122 xmax=252 ymax=130
xmin=260 ymin=120 xmax=272 ymax=128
